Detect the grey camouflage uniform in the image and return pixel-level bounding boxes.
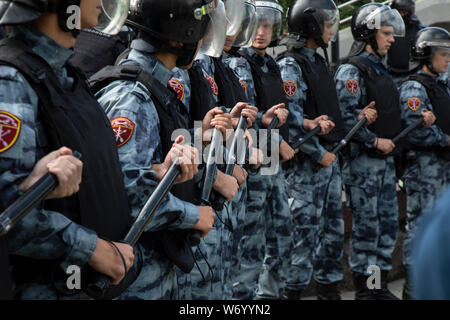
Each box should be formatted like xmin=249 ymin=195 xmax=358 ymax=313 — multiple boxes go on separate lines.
xmin=398 ymin=69 xmax=450 ymax=275
xmin=96 ymin=39 xmax=202 ymax=300
xmin=226 ymin=47 xmax=292 ymax=300
xmin=277 ymin=47 xmax=344 ymax=291
xmin=334 ymin=51 xmax=398 ymax=275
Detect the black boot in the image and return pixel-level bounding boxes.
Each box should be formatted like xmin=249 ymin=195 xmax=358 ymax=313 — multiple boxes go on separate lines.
xmin=373 ymin=271 xmax=399 ymax=300
xmin=353 ymin=273 xmax=376 ymax=300
xmin=402 ymin=270 xmax=413 ymax=300
xmin=316 ymin=282 xmax=341 ymax=300
xmin=281 ymin=289 xmax=302 ymax=300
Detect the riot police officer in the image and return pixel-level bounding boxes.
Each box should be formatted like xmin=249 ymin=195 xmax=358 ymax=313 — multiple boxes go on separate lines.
xmin=276 ymin=0 xmax=350 ymax=300
xmin=0 ymin=0 xmax=135 ymax=299
xmin=388 ymin=0 xmax=427 ymax=86
xmin=225 ymin=0 xmax=293 ymax=300
xmin=91 ymin=0 xmax=226 ymax=300
xmin=398 ymin=27 xmax=450 ymax=300
xmin=334 ymin=3 xmax=406 ymax=300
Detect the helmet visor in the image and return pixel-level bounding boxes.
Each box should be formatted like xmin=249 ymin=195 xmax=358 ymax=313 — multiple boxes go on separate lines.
xmin=255 ymin=3 xmax=282 ymax=42
xmin=232 ymin=0 xmax=258 ymax=47
xmin=313 ymin=8 xmax=340 ymax=43
xmin=199 ymin=0 xmax=227 ymax=57
xmin=95 ymin=0 xmax=130 ymax=35
xmin=363 ymin=6 xmax=405 ymax=37
xmin=224 ymin=0 xmax=246 ymax=36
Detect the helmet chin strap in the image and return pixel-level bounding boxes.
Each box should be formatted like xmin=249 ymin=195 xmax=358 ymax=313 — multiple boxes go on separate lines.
xmin=368 ymin=36 xmax=384 ymax=59
xmin=425 ymin=62 xmax=439 ymax=76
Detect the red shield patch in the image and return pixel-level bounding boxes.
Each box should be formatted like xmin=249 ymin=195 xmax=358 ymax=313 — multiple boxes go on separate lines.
xmin=346 ymin=78 xmax=359 ymax=95
xmin=283 ymin=80 xmax=297 ymax=97
xmin=0 ymin=111 xmax=21 ymax=153
xmin=110 ymin=117 xmax=135 ymax=148
xmin=168 ymin=78 xmax=185 ymax=101
xmin=205 ymin=74 xmax=219 ymax=96
xmin=239 ymin=80 xmax=247 ymax=94
xmin=407 ymin=97 xmax=421 ymax=111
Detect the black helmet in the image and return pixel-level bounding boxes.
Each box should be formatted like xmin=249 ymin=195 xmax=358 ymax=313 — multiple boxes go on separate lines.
xmin=126 ymin=0 xmax=216 ymax=67
xmin=411 ymin=27 xmax=450 ymax=61
xmin=0 ymin=0 xmax=128 ymax=37
xmin=254 ymin=0 xmax=283 ymax=48
xmin=391 ymin=0 xmax=415 ymax=17
xmin=286 ymin=0 xmax=339 ymax=48
xmin=127 ymin=0 xmax=214 ymax=44
xmin=351 ymin=3 xmax=405 ymax=55
xmin=0 ymin=0 xmax=48 ymax=25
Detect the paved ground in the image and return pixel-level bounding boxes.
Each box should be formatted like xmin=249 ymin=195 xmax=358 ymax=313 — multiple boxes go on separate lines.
xmin=303 ymin=279 xmax=405 ymax=300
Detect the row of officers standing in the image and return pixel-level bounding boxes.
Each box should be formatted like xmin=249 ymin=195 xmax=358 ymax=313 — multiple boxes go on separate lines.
xmin=0 ymin=0 xmax=449 ymax=300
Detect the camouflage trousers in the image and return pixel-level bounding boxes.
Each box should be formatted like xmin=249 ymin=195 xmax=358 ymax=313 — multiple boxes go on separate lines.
xmin=222 ymin=182 xmax=247 ymax=300
xmin=343 ymin=150 xmax=398 ymax=274
xmin=177 ymin=208 xmax=226 ymax=300
xmin=284 ymin=157 xmax=344 ymax=291
xmin=402 ymin=151 xmax=448 ymax=270
xmin=232 ymin=166 xmax=292 ymax=300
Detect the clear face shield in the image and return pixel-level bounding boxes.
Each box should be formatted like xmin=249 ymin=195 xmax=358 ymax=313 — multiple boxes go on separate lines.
xmin=255 ymin=3 xmax=282 ymax=43
xmin=224 ymin=0 xmax=246 ymax=36
xmin=314 ymin=8 xmax=340 ymax=43
xmin=229 ymin=0 xmax=257 ymax=48
xmin=95 ymin=0 xmax=130 ymax=35
xmin=363 ymin=6 xmax=406 ymax=37
xmin=199 ymin=0 xmax=227 ymax=57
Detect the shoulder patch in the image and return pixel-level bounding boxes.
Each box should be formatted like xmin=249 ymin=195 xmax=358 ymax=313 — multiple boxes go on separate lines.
xmin=205 ymin=74 xmax=219 ymax=96
xmin=283 ymin=80 xmax=297 ymax=97
xmin=407 ymin=97 xmax=421 ymax=111
xmin=239 ymin=80 xmax=247 ymax=93
xmin=168 ymin=78 xmax=185 ymax=101
xmin=0 ymin=111 xmax=21 ymax=153
xmin=110 ymin=117 xmax=135 ymax=148
xmin=346 ymin=78 xmax=359 ymax=95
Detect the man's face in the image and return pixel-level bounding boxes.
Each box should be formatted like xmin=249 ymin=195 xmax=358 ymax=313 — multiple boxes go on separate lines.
xmin=80 ymin=0 xmax=102 ymax=29
xmin=321 ymin=19 xmax=336 ymax=45
xmin=252 ymin=20 xmax=273 ymax=49
xmin=431 ymin=48 xmax=450 ymax=74
xmin=375 ymin=26 xmax=395 ymax=56
xmin=224 ymin=33 xmax=239 ymax=52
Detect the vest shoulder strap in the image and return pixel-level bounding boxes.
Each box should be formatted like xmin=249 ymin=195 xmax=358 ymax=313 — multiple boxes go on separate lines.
xmin=404 ymin=74 xmax=434 ymax=91
xmin=88 ymin=64 xmax=173 ymax=110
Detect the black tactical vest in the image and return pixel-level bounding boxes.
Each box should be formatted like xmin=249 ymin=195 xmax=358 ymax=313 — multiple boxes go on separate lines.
xmin=187 ymin=60 xmax=217 ymax=124
xmin=88 ymin=64 xmax=197 ymax=204
xmin=348 ymin=56 xmax=402 ymax=140
xmin=70 ymin=29 xmax=128 ymax=78
xmin=212 ymin=56 xmax=248 ymax=107
xmin=239 ymin=50 xmax=290 ymax=141
xmin=405 ymin=73 xmax=450 ymax=160
xmin=388 ymin=21 xmax=422 ymax=75
xmin=277 ymin=50 xmax=345 ymax=143
xmin=89 ymin=64 xmax=199 ymax=273
xmin=0 ymin=37 xmax=132 ymax=240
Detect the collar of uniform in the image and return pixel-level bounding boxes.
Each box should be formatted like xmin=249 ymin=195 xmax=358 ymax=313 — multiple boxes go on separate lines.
xmin=299 ymin=47 xmax=316 ymax=62
xmin=360 ymin=50 xmax=383 ymax=65
xmin=13 ymin=24 xmax=73 ymax=73
xmin=127 ymin=39 xmax=173 ymax=86
xmin=246 ymin=47 xmax=267 ymax=66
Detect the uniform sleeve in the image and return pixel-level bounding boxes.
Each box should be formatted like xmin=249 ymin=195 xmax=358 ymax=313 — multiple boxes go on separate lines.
xmin=0 ymin=66 xmax=97 ymax=271
xmin=96 ymin=80 xmax=199 ymax=232
xmin=399 ymin=80 xmax=449 ymax=147
xmin=278 ymin=57 xmax=326 ymax=163
xmin=334 ymin=64 xmax=377 ymax=148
